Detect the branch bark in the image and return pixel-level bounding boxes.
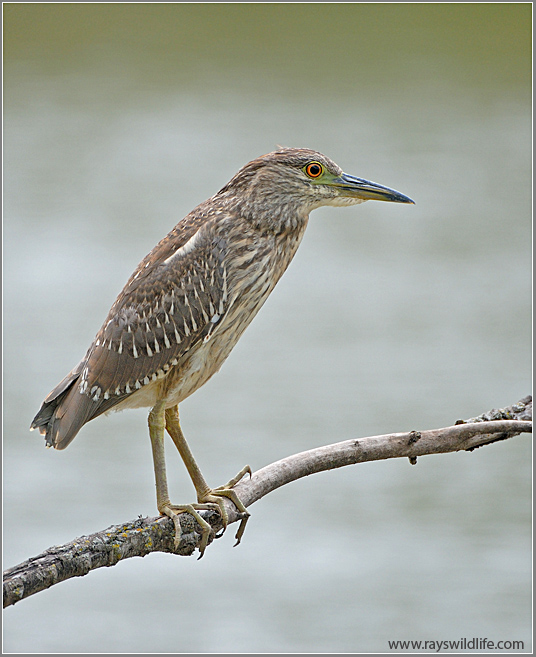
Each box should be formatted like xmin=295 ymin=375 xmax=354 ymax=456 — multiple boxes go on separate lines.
xmin=4 ymin=396 xmax=531 ymax=608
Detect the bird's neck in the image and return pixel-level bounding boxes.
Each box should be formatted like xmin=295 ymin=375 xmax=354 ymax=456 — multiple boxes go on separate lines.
xmin=217 ymin=192 xmax=309 ymax=237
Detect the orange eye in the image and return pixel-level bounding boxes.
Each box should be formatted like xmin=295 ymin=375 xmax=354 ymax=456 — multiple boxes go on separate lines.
xmin=305 ymin=162 xmax=323 ymax=178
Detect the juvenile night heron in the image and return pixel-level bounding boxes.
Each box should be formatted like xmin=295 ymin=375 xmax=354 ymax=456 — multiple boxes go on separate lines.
xmin=31 ymin=147 xmax=414 ymax=555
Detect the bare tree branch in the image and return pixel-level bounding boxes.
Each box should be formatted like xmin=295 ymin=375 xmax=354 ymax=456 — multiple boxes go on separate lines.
xmin=4 ymin=396 xmax=531 ymax=608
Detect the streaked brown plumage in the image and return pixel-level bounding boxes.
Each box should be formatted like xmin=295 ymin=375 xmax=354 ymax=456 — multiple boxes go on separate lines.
xmin=31 ymin=147 xmax=413 ymax=555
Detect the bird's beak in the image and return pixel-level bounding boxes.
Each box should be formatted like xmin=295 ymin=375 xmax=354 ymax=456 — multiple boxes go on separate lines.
xmin=331 ymin=172 xmax=414 ymax=204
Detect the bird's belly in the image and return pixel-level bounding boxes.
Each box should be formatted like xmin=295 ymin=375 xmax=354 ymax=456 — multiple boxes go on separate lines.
xmin=162 ymin=337 xmax=229 ymax=407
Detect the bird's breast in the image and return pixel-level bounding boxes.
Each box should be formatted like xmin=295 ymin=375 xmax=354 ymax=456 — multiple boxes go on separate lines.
xmin=162 ymin=222 xmax=308 ymax=406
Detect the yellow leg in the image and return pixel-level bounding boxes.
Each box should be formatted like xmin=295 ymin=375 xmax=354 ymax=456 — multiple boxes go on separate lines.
xmin=148 ymin=401 xmax=214 ymax=557
xmin=165 ymin=405 xmax=251 ymax=546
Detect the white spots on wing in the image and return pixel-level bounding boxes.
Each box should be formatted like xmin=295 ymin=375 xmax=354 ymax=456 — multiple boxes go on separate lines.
xmin=163 ymin=330 xmax=171 ymax=349
xmin=163 ymin=227 xmax=203 ymax=265
xmin=222 ymin=264 xmax=228 ymax=302
xmin=190 ymin=311 xmax=198 ymax=332
xmin=79 ymin=366 xmax=90 ymax=395
xmin=77 ymin=230 xmax=240 ymax=406
xmin=103 ymin=360 xmax=174 ymax=400
xmin=172 ymin=322 xmax=182 ymax=343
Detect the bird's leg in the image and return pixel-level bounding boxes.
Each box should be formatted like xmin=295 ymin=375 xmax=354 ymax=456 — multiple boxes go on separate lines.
xmin=165 ymin=405 xmax=251 ymax=545
xmin=148 ymin=401 xmax=214 ymax=556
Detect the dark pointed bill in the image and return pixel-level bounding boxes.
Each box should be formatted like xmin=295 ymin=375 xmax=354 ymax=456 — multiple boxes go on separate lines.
xmin=332 ymin=173 xmax=415 ymax=204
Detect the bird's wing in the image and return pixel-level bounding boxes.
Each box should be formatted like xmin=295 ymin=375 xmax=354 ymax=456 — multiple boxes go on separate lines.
xmin=82 ymin=218 xmax=230 ymax=411
xmin=32 ymin=216 xmax=231 ymax=447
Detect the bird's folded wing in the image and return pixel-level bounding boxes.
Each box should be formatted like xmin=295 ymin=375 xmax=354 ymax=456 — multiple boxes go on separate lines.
xmin=80 ymin=221 xmax=230 ymax=412
xmin=32 ymin=218 xmax=232 ymax=442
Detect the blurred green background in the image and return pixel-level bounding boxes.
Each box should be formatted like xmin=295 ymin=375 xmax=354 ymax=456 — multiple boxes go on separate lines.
xmin=3 ymin=3 xmax=531 ymax=653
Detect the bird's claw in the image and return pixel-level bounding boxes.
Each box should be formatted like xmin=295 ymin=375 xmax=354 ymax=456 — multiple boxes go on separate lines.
xmin=208 ymin=464 xmax=251 ymax=541
xmin=217 ymin=464 xmax=252 ymax=489
xmin=161 ymin=465 xmax=251 ymax=558
xmin=161 ymin=502 xmax=218 ymax=558
xmin=199 ymin=471 xmax=251 ymax=546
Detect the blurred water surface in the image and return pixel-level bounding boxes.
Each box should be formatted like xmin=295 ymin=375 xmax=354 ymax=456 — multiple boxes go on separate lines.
xmin=3 ymin=4 xmax=531 ymax=653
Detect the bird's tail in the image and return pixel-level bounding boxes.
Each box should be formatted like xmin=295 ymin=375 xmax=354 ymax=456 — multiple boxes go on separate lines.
xmin=31 ymin=361 xmax=95 ymax=450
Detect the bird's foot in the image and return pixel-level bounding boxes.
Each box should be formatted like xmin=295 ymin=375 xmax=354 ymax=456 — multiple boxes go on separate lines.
xmin=160 ymin=502 xmax=220 ymax=558
xmin=160 ymin=466 xmax=251 ymax=558
xmin=199 ymin=465 xmax=252 ymax=548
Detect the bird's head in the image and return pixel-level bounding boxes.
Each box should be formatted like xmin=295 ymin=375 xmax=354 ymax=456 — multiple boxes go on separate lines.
xmin=217 ymin=147 xmax=414 ymax=231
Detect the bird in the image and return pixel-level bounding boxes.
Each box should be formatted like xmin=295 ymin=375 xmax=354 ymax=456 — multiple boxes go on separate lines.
xmin=31 ymin=147 xmax=414 ymax=556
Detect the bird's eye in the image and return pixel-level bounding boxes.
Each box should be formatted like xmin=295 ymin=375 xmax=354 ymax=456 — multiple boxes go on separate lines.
xmin=304 ymin=162 xmax=323 ymax=178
